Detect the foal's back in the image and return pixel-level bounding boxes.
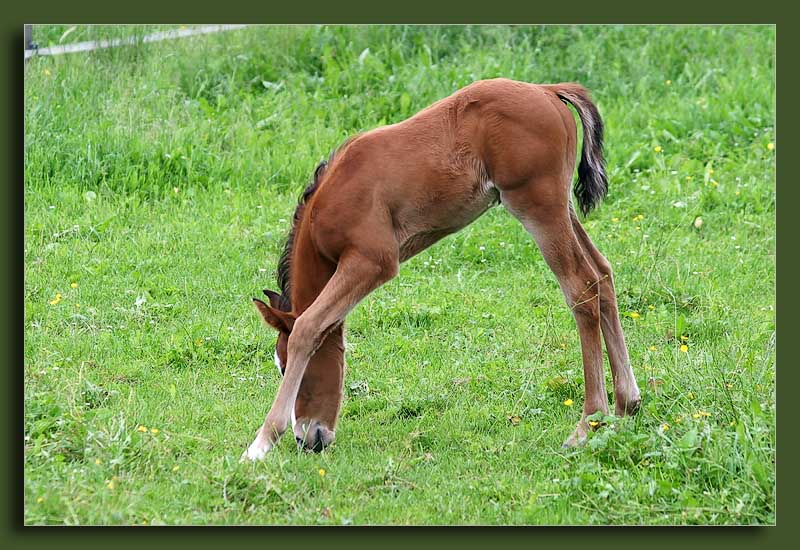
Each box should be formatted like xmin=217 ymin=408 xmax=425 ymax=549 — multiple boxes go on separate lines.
xmin=307 ymin=78 xmax=579 ymax=263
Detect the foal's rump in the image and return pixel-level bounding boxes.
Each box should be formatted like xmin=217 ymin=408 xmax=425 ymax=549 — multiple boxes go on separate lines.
xmin=540 ymin=83 xmax=608 ymax=216
xmin=460 ymin=79 xmax=607 ymax=215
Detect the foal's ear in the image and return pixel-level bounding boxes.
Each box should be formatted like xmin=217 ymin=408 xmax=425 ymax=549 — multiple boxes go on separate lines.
xmin=252 ymin=298 xmax=296 ymax=333
xmin=263 ymin=288 xmax=287 ymax=310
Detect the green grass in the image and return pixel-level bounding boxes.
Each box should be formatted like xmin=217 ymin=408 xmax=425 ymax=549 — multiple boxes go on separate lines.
xmin=24 ymin=25 xmax=775 ymax=525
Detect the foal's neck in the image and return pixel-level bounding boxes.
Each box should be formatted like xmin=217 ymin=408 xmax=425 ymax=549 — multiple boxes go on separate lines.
xmin=288 ymin=214 xmax=336 ymax=315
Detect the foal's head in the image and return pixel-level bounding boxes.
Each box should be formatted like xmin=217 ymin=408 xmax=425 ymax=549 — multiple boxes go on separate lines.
xmin=253 ymin=290 xmax=344 ymax=452
xmin=250 ymin=154 xmax=348 ymax=452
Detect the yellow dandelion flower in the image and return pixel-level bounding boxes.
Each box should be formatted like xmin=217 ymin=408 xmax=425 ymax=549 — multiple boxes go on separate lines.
xmin=172 ymin=465 xmax=180 ymax=472
xmin=150 ymin=428 xmax=160 ymax=434
xmin=767 ymin=142 xmax=774 ymax=151
xmin=95 ymin=458 xmax=102 ymax=465
xmin=612 ymin=217 xmax=620 ymax=223
xmin=48 ymin=293 xmax=62 ymax=305
xmin=661 ymin=423 xmax=670 ymax=432
xmin=680 ymin=344 xmax=688 ymax=353
xmin=735 ymin=190 xmax=741 ymax=196
xmin=318 ymin=468 xmax=327 ymax=477
xmin=70 ymin=282 xmax=78 ymax=289
xmin=726 ymin=383 xmax=733 ymax=389
xmin=195 ymin=339 xmax=204 ymax=346
xmin=630 ymin=312 xmax=641 ymax=319
xmin=649 ymin=345 xmax=658 ymax=351
xmin=708 ymin=168 xmax=715 ymax=175
xmin=563 ymin=399 xmax=574 ymax=407
xmin=588 ymin=420 xmax=599 ymax=428
xmin=37 ymin=496 xmax=44 ymax=503
xmin=692 ymin=413 xmax=701 ymax=419
xmin=137 ymin=425 xmax=148 ymax=432
xmin=107 ymin=481 xmax=115 ymax=490
xmin=633 ymin=214 xmax=645 ymax=222
xmin=654 ymin=146 xmax=662 ymax=153
xmin=665 ymin=79 xmax=672 ymax=85
xmin=648 ymin=305 xmax=655 ymax=310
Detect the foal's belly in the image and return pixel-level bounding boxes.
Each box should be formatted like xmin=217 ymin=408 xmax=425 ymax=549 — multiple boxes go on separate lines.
xmin=396 ymin=182 xmax=499 ymax=262
xmin=399 ymin=228 xmax=458 ymax=262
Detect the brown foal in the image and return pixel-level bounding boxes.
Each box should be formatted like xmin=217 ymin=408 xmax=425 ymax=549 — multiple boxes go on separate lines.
xmin=244 ymin=78 xmax=641 ymax=460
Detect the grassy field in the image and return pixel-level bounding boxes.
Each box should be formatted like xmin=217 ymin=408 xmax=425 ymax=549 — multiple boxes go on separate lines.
xmin=24 ymin=25 xmax=775 ymax=525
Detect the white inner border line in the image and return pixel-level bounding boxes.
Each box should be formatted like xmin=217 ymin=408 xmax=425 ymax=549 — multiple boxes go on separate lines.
xmin=24 ymin=25 xmax=249 ymax=60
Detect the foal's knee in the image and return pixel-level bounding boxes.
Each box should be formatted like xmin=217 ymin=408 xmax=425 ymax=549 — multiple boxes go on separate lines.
xmin=287 ymin=316 xmax=322 ymax=359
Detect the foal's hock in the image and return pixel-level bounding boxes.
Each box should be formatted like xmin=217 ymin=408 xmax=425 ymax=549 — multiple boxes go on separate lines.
xmin=243 ymin=78 xmax=641 ymax=461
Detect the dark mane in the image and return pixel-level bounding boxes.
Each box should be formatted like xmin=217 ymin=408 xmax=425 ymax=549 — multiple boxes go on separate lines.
xmin=275 ymin=141 xmax=351 ymax=311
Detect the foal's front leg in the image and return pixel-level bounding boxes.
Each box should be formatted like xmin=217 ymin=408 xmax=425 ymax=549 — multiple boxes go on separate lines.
xmin=243 ymin=250 xmax=397 ymax=461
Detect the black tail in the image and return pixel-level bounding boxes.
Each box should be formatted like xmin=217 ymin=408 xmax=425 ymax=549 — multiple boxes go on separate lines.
xmin=547 ymin=84 xmax=608 ymax=216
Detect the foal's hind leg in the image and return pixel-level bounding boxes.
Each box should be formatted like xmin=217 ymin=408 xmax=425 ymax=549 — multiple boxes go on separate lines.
xmin=500 ymin=184 xmax=609 ymax=447
xmin=570 ymin=210 xmax=641 ymax=416
xmin=243 ymin=248 xmax=398 ymax=461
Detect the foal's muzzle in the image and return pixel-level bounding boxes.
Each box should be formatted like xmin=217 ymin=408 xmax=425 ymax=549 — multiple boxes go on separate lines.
xmin=294 ymin=420 xmax=335 ymax=453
